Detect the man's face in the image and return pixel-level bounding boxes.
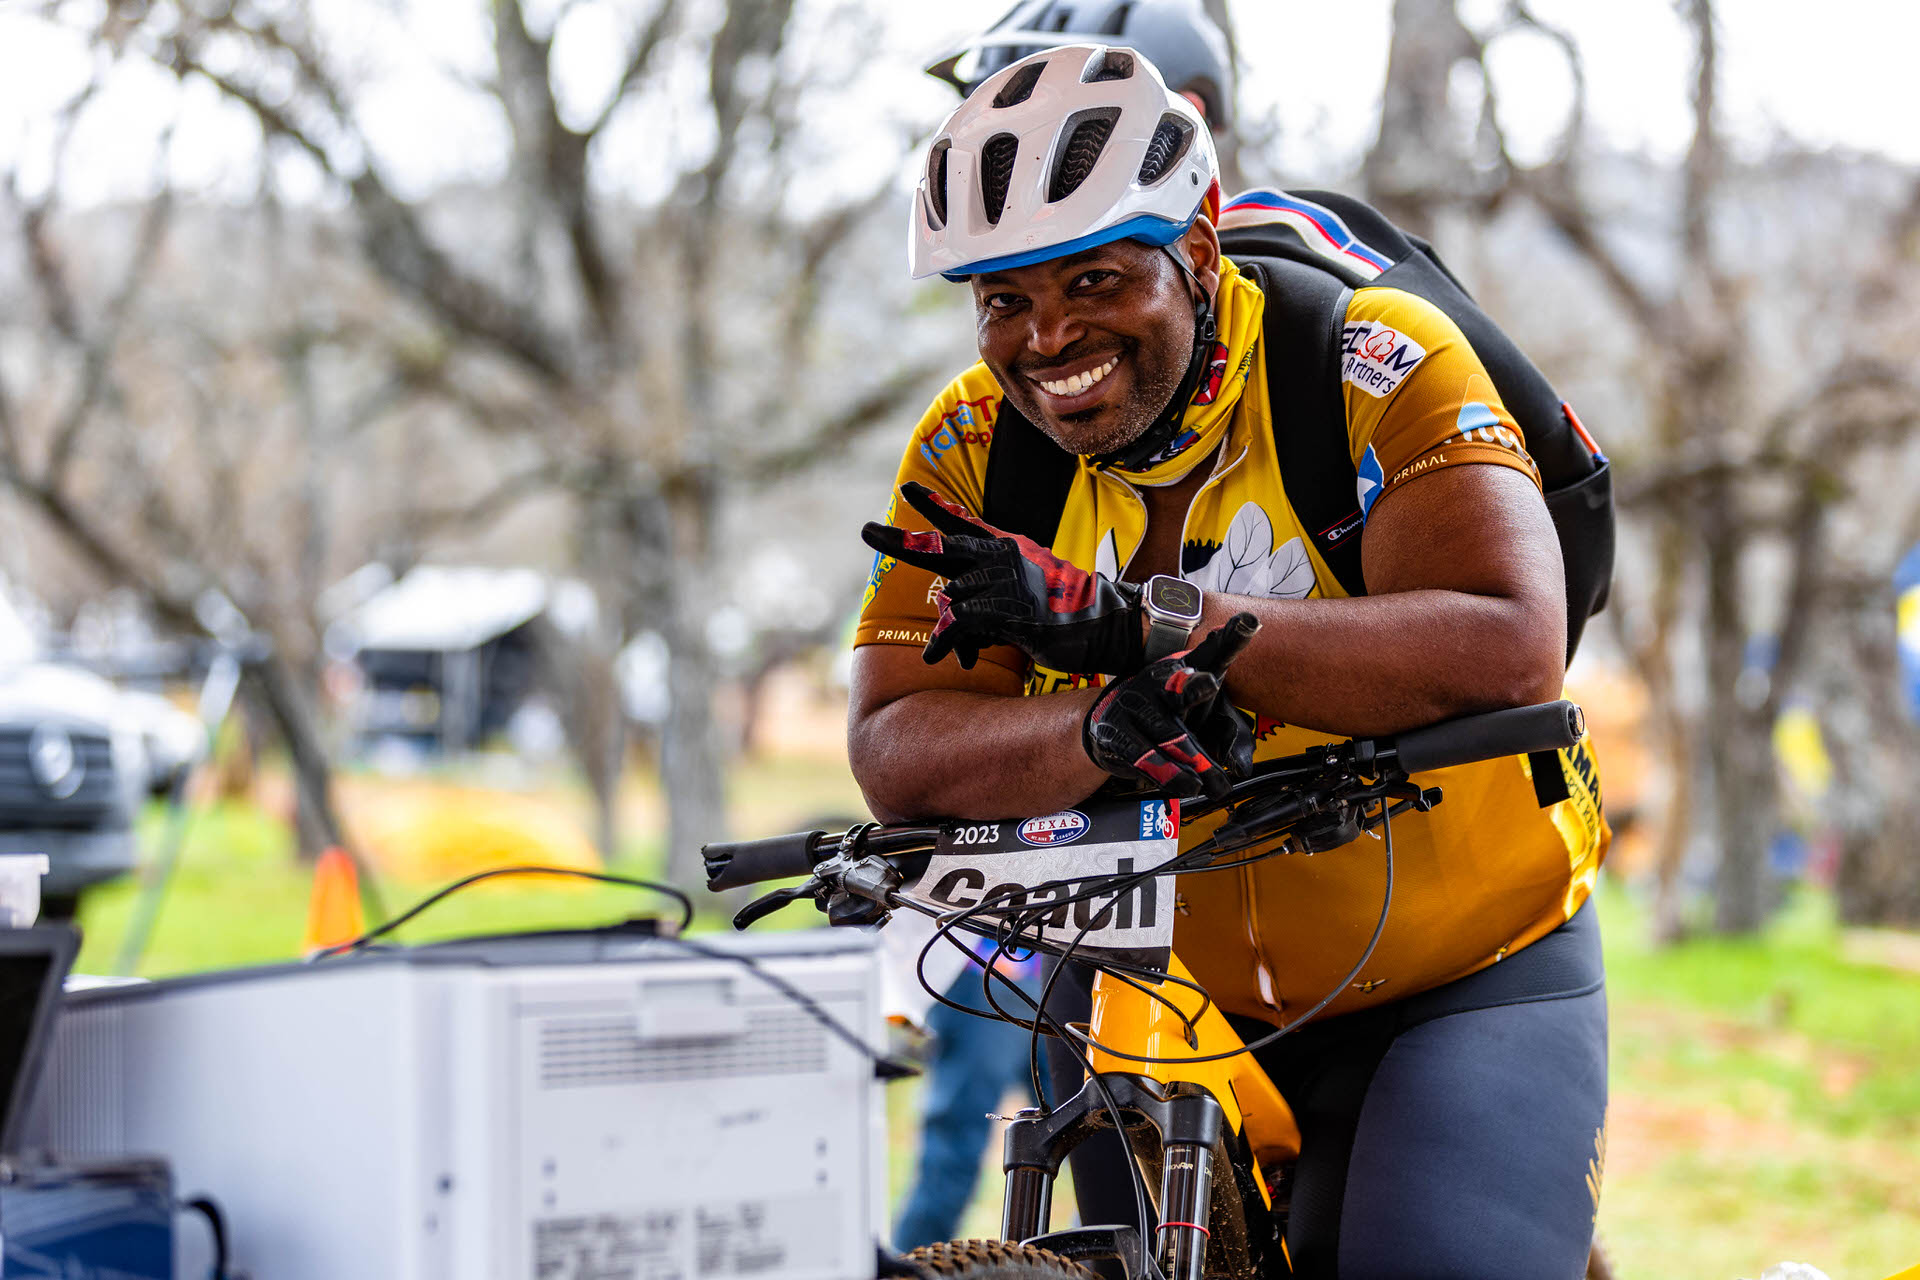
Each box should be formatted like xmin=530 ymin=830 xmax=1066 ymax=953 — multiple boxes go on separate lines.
xmin=971 ymin=229 xmax=1214 ymax=457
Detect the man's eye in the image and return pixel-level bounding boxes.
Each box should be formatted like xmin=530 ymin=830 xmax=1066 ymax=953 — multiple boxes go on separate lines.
xmin=1073 ymin=270 xmax=1117 ymax=289
xmin=983 ymin=293 xmax=1023 ymax=313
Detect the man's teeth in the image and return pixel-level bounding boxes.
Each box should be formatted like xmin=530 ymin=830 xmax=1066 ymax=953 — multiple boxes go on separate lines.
xmin=1041 ymin=356 xmax=1118 ymax=397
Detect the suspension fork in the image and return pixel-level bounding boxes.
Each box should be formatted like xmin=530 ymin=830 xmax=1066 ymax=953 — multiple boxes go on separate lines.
xmin=1000 ymin=1075 xmax=1225 ymax=1280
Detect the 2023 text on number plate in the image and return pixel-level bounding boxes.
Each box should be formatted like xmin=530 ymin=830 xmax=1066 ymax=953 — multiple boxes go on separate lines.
xmin=894 ymin=797 xmax=1182 ymax=973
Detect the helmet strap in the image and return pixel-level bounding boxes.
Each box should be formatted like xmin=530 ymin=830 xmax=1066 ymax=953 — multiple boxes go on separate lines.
xmin=1092 ymin=244 xmax=1217 ymax=473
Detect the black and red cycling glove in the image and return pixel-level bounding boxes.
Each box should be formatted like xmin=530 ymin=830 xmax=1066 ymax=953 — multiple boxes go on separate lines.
xmin=1083 ymin=614 xmax=1259 ymax=800
xmin=860 ymin=481 xmax=1144 ymax=674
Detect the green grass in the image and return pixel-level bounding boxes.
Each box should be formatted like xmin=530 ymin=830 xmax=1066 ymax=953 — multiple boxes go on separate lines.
xmin=62 ymin=778 xmax=1920 ymax=1280
xmin=76 ymin=754 xmax=874 ymax=976
xmin=1593 ymin=880 xmax=1920 ymax=1280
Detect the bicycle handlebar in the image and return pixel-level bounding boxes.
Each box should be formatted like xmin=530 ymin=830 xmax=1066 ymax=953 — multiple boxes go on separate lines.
xmin=703 ymin=830 xmax=829 ymax=891
xmin=1382 ymin=700 xmax=1585 ymax=774
xmin=702 ymin=699 xmax=1587 ymax=897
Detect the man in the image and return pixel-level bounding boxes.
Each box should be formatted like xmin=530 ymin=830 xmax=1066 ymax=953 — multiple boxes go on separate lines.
xmin=851 ymin=44 xmax=1609 ymax=1280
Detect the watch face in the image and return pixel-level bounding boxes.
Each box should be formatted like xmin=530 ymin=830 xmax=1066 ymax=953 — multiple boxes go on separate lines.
xmin=1146 ymin=576 xmax=1202 ymax=621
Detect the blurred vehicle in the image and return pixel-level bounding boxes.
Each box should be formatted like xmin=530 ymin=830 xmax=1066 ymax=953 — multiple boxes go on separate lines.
xmin=326 ymin=565 xmax=546 ymax=765
xmin=0 ymin=592 xmax=203 ymax=918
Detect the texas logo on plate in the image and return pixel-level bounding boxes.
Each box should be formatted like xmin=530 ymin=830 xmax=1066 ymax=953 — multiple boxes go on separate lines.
xmin=1017 ymin=810 xmax=1091 ymax=846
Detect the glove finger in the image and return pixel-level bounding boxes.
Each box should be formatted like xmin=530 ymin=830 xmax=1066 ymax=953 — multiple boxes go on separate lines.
xmin=860 ymin=522 xmax=976 ymax=577
xmin=1154 ymin=664 xmax=1220 ymax=714
xmin=1182 ymin=612 xmax=1261 ymax=676
xmin=1198 ymin=703 xmax=1256 ymax=778
xmin=1132 ymin=749 xmax=1203 ymax=799
xmin=921 ymin=628 xmax=982 ymax=670
xmin=923 ymin=596 xmax=983 ymax=670
xmin=1154 ymin=730 xmax=1230 ymax=799
xmin=899 ymin=481 xmax=1005 ymax=541
xmin=939 ymin=565 xmax=1019 ymax=606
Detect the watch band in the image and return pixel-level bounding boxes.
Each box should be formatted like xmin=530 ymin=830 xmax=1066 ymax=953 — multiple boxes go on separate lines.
xmin=1144 ymin=615 xmax=1194 ymax=661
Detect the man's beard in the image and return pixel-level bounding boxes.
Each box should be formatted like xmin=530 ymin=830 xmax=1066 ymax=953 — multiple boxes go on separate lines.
xmin=1006 ymin=315 xmax=1196 ymax=458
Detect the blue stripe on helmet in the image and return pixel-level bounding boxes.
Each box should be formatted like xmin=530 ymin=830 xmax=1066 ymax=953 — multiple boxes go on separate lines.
xmin=940 ymin=207 xmax=1202 ymax=282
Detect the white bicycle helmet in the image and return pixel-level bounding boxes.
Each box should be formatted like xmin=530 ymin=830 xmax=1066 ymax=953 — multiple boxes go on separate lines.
xmin=909 ymin=43 xmax=1217 ymax=281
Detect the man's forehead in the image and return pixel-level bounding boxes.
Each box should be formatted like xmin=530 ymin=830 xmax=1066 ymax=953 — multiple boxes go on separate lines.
xmin=971 ymin=242 xmax=1151 ymax=288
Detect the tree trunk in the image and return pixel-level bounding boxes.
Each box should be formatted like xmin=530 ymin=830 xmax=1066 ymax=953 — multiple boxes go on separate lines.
xmin=660 ymin=474 xmax=730 ymax=887
xmin=1362 ymin=0 xmax=1481 ymax=238
xmin=1700 ymin=488 xmax=1775 ymax=933
xmin=1610 ymin=516 xmax=1700 ymax=944
xmin=1648 ymin=677 xmax=1698 ymax=944
xmin=246 ymin=653 xmax=345 ymax=857
xmin=1826 ymin=592 xmax=1920 ymax=925
xmin=532 ymin=613 xmax=625 ymax=862
xmin=242 ymin=652 xmax=384 ymax=918
xmin=1197 ymin=0 xmax=1245 ymax=192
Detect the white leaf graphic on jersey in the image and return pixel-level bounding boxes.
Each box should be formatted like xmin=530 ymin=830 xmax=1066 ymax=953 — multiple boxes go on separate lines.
xmin=1094 ymin=529 xmax=1120 ymax=581
xmin=1186 ymin=503 xmax=1316 ymax=600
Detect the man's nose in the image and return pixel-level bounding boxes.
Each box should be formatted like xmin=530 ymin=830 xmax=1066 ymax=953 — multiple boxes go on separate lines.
xmin=1024 ymin=298 xmax=1086 ymax=360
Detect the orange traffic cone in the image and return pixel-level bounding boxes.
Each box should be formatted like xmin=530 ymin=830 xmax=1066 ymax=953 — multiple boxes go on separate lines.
xmin=304 ymin=846 xmax=367 ymax=956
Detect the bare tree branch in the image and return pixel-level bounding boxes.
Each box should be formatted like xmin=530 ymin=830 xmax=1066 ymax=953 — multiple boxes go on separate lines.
xmin=581 ymin=0 xmax=683 ymax=141
xmin=46 ymin=162 xmax=177 ymax=485
xmin=1519 ymin=168 xmax=1666 ymax=338
xmin=1678 ymin=0 xmax=1737 ymax=315
xmin=743 ymin=359 xmax=946 ymax=485
xmin=1505 ymin=3 xmax=1587 ymax=166
xmin=492 ymin=0 xmax=625 ymax=349
xmin=401 ymin=460 xmax=563 ymax=539
xmin=163 ymin=28 xmax=578 ymax=383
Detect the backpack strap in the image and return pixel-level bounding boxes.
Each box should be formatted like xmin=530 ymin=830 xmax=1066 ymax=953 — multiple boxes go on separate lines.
xmin=980 ymin=401 xmax=1078 ymax=546
xmin=1242 ymin=257 xmax=1364 ymax=598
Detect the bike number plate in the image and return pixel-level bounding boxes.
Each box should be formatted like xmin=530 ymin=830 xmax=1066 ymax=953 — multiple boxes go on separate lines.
xmin=894 ymin=798 xmax=1181 ymax=973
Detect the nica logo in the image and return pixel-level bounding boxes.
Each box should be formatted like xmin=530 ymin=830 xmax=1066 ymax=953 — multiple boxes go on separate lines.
xmin=1138 ymin=800 xmax=1177 ymax=841
xmin=1018 ymin=811 xmax=1091 ymax=847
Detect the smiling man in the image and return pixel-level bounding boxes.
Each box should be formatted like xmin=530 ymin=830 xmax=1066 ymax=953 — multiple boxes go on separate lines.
xmin=849 ymin=42 xmax=1611 ymax=1280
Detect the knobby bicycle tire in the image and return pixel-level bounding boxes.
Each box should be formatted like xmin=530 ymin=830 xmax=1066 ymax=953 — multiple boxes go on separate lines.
xmin=906 ymin=1240 xmax=1097 ymax=1280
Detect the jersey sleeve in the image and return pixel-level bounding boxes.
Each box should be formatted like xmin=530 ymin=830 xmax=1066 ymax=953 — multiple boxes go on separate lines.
xmin=852 ymin=365 xmax=1028 ymax=677
xmin=1338 ymin=286 xmax=1542 ymax=516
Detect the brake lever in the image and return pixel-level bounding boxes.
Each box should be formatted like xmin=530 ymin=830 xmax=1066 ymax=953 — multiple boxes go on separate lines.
xmin=732 ymin=882 xmax=820 ymax=930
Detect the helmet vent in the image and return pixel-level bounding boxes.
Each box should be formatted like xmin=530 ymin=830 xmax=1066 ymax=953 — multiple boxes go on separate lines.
xmin=1099 ymin=3 xmax=1135 ymax=35
xmin=927 ymin=139 xmax=951 ymax=227
xmin=980 ymin=132 xmax=1020 ymax=224
xmin=992 ymin=63 xmax=1045 ymax=109
xmin=1049 ymin=108 xmax=1120 ymax=203
xmin=1082 ymin=48 xmax=1134 ymax=83
xmin=1136 ymin=113 xmax=1194 ymax=186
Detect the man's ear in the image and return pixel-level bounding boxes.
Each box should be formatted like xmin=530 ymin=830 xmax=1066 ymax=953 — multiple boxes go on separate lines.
xmin=1182 ymin=217 xmax=1222 ymax=304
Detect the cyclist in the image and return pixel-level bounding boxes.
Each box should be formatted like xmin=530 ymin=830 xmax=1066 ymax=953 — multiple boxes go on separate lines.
xmin=848 ymin=39 xmax=1611 ymax=1280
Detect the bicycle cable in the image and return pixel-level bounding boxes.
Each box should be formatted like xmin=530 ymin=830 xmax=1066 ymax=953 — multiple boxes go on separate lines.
xmin=1060 ymin=796 xmax=1397 ymax=1067
xmin=903 ymin=789 xmax=1398 ymax=1067
xmin=903 ymin=901 xmax=1166 ymax=1280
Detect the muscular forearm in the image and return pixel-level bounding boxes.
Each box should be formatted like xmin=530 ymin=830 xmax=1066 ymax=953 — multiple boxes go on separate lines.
xmin=849 ymin=684 xmax=1109 ymax=823
xmin=1195 ymin=586 xmax=1564 ymax=737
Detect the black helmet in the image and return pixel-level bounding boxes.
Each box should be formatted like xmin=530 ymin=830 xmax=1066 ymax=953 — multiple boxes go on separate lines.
xmin=926 ymin=0 xmax=1234 ymax=131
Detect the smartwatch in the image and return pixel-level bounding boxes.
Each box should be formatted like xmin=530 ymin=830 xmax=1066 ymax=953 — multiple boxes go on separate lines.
xmin=1141 ymin=574 xmax=1204 ymax=660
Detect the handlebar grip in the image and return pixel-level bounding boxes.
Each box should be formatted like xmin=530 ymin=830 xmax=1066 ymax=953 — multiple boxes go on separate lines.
xmin=1388 ymin=701 xmax=1586 ymax=774
xmin=702 ymin=831 xmax=827 ymax=892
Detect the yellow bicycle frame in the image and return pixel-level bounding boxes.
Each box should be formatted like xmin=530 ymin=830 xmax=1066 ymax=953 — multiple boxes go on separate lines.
xmin=1086 ymin=954 xmax=1302 ymax=1209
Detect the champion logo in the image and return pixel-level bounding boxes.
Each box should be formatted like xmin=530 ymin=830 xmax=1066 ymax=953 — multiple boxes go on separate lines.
xmin=1017 ymin=810 xmax=1091 ymax=847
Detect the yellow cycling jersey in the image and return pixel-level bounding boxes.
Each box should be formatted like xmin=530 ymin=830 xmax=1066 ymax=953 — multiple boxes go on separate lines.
xmin=854 ymin=255 xmax=1609 ymax=1026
